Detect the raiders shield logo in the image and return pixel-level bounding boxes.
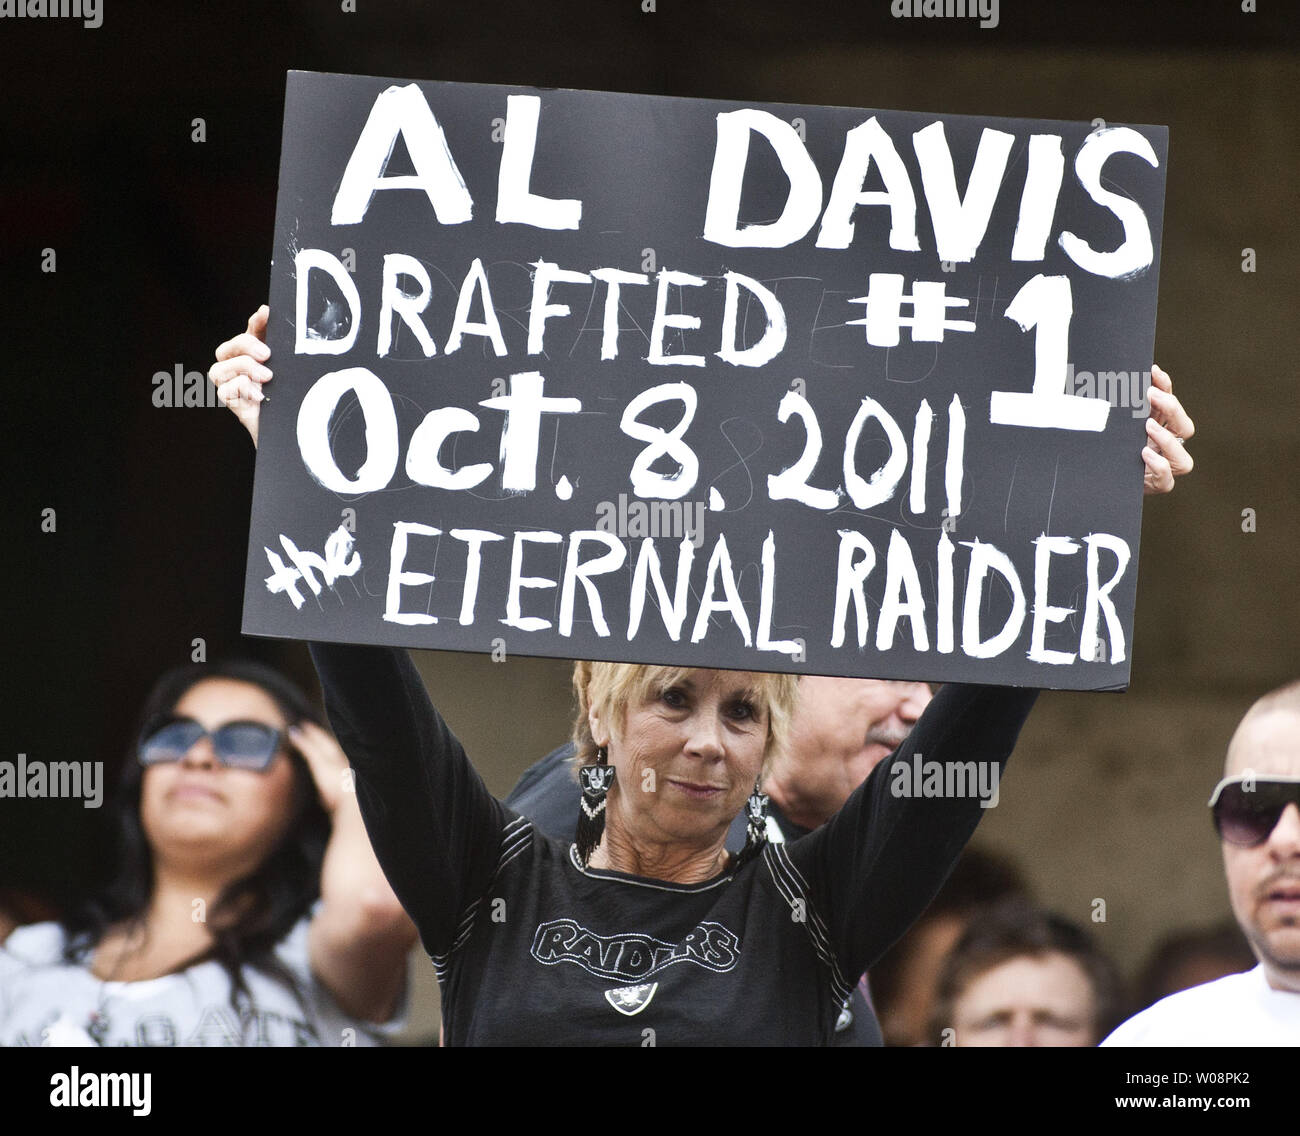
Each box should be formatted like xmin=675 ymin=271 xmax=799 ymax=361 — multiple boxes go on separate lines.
xmin=604 ymin=982 xmax=658 ymax=1017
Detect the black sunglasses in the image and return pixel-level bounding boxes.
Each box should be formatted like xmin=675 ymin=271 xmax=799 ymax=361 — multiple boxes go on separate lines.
xmin=1208 ymin=775 xmax=1300 ymax=847
xmin=138 ymin=716 xmax=284 ymax=772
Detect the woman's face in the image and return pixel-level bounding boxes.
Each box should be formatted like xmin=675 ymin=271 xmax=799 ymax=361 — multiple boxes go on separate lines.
xmin=591 ymin=669 xmax=768 ymax=849
xmin=139 ymin=678 xmax=298 ymax=876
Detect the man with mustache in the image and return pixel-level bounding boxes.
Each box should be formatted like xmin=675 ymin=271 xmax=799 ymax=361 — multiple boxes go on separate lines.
xmin=1103 ymin=681 xmax=1300 ymax=1045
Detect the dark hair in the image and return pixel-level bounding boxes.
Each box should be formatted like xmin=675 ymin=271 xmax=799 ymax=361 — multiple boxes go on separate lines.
xmin=929 ymin=899 xmax=1125 ymax=1045
xmin=60 ymin=660 xmax=331 ymax=1022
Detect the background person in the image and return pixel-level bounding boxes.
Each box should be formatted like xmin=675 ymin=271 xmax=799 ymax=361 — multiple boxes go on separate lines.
xmin=0 ymin=660 xmax=416 ymax=1047
xmin=930 ymin=899 xmax=1124 ymax=1046
xmin=1103 ymin=680 xmax=1300 ymax=1045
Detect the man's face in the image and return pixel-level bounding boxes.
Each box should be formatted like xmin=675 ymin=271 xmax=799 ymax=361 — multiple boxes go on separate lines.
xmin=1222 ymin=708 xmax=1300 ymax=991
xmin=952 ymin=952 xmax=1098 ymax=1047
xmin=769 ymin=677 xmax=932 ymax=828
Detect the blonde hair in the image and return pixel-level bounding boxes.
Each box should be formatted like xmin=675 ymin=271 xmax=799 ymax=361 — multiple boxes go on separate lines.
xmin=570 ymin=660 xmax=799 ymax=777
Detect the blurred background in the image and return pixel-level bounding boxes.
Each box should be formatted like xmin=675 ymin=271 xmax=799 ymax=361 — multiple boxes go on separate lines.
xmin=4 ymin=0 xmax=1297 ymax=1040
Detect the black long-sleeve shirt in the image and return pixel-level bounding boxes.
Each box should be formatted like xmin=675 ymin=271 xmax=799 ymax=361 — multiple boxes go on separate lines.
xmin=311 ymin=642 xmax=1037 ymax=1046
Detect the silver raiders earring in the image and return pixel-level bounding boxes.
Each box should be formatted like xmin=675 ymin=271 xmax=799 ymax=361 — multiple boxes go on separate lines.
xmin=735 ymin=778 xmax=771 ymax=868
xmin=575 ymin=746 xmax=616 ymax=865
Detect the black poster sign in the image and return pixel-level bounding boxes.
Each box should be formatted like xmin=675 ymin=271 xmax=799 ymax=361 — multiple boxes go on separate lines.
xmin=244 ymin=70 xmax=1168 ymax=690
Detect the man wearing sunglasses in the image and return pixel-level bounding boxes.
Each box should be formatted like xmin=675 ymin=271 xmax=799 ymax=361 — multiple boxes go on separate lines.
xmin=1103 ymin=681 xmax=1300 ymax=1046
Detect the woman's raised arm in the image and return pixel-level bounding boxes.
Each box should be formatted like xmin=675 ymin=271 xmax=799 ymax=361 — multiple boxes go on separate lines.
xmin=288 ymin=718 xmax=416 ymax=1024
xmin=210 ymin=310 xmax=516 ymax=966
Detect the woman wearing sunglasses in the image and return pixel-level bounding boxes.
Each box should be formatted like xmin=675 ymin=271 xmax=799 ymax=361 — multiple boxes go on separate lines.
xmin=0 ymin=660 xmax=416 ymax=1047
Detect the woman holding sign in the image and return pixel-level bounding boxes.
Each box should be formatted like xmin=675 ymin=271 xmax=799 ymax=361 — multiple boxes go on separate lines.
xmin=210 ymin=307 xmax=1192 ymax=1045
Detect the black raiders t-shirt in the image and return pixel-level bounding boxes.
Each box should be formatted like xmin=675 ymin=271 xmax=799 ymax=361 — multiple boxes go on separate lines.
xmin=505 ymin=741 xmax=883 ymax=1045
xmin=311 ymin=643 xmax=1036 ymax=1046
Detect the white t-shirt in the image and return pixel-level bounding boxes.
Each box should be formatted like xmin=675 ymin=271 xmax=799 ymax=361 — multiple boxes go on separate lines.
xmin=1101 ymin=965 xmax=1300 ymax=1047
xmin=0 ymin=917 xmax=402 ymax=1047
